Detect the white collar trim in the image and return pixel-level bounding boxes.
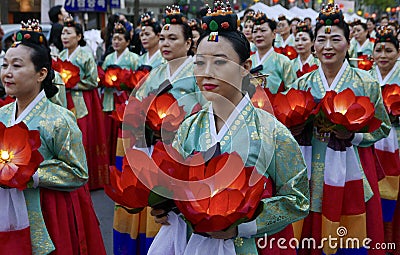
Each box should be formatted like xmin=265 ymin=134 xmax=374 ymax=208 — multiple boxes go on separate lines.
xmin=318 ymin=60 xmax=348 ymax=91
xmin=12 ymin=90 xmax=45 ymax=125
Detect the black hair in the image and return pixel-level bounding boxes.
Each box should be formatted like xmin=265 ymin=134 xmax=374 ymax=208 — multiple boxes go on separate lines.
xmin=48 ymin=5 xmax=62 ymax=24
xmin=374 ymin=33 xmax=399 ymax=50
xmin=266 ymin=19 xmax=277 ymax=31
xmin=21 ymin=37 xmax=58 ymax=98
xmin=297 ymin=29 xmax=314 ymax=42
xmin=315 ymin=20 xmax=350 ymax=42
xmin=168 ymin=23 xmax=194 ymax=56
xmin=145 ymin=21 xmax=162 ymax=34
xmin=367 ymin=18 xmax=376 ymax=25
xmin=304 ymin=17 xmax=312 ymax=22
xmin=354 ymin=22 xmax=369 ymax=38
xmin=290 ymin=17 xmax=301 ymax=25
xmin=243 ymin=9 xmax=255 ymax=18
xmin=64 ymin=22 xmax=87 ymax=46
xmin=197 ymin=30 xmax=254 ymax=96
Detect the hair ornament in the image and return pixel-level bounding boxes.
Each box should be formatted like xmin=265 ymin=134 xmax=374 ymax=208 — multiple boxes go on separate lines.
xmin=141 ymin=12 xmax=156 ymax=27
xmin=278 ymin=14 xmax=287 ymax=22
xmin=253 ymin=11 xmax=272 ymax=26
xmin=12 ymin=19 xmax=45 ymax=47
xmin=164 ymin=5 xmax=187 ymax=25
xmin=296 ymin=21 xmax=309 ymax=33
xmin=113 ymin=22 xmax=126 ymax=34
xmin=317 ymin=3 xmax=344 ymax=26
xmin=201 ymin=0 xmax=239 ymax=40
xmin=376 ymin=25 xmax=397 ymax=44
xmin=63 ymin=14 xmax=76 ymax=27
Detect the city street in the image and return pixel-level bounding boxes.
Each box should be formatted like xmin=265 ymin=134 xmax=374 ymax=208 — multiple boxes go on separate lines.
xmin=91 ymin=189 xmax=115 ymax=255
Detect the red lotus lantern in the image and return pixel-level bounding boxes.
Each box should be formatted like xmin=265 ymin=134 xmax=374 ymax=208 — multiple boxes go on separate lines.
xmin=104 ymin=67 xmax=133 ymax=90
xmin=105 ymin=156 xmax=151 ymax=213
xmin=274 ymin=46 xmax=298 ymax=60
xmin=273 ymin=88 xmax=317 ymax=128
xmin=357 ymin=55 xmax=374 ymax=71
xmin=296 ymin=63 xmax=319 ymax=78
xmin=146 ymin=93 xmax=186 ymax=132
xmin=97 ymin=66 xmax=105 ymax=86
xmin=321 ymin=88 xmax=382 ymax=132
xmin=111 ymin=102 xmax=126 ymax=122
xmin=251 ymin=86 xmax=274 ymax=113
xmin=52 ymin=58 xmax=80 ymax=89
xmin=0 ymin=122 xmax=43 ymax=190
xmin=129 ymin=68 xmax=150 ymax=89
xmin=382 ymin=84 xmax=400 ymax=116
xmin=175 ymin=152 xmax=266 ymax=233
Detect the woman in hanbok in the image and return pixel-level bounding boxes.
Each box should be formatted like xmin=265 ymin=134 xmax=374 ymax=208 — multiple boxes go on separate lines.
xmin=188 ymin=18 xmax=203 ymax=55
xmin=102 ymin=22 xmax=139 ymax=165
xmin=367 ymin=18 xmax=377 ymax=39
xmin=59 ymin=17 xmax=109 ymax=190
xmin=291 ymin=21 xmax=319 ymax=76
xmin=275 ymin=15 xmax=295 ymax=48
xmin=369 ymin=26 xmax=400 ymax=253
xmin=138 ymin=13 xmax=164 ymax=68
xmin=290 ymin=4 xmax=390 ymax=255
xmin=251 ymin=12 xmax=296 ymax=94
xmin=242 ymin=14 xmax=257 ymax=54
xmin=0 ymin=21 xmax=105 ymax=255
xmin=112 ymin=6 xmax=203 ymax=255
xmin=349 ymin=20 xmax=374 ymax=67
xmin=151 ymin=5 xmax=310 ymax=255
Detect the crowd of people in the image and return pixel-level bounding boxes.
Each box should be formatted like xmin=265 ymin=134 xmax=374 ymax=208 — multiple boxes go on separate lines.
xmin=0 ymin=1 xmax=399 ymax=255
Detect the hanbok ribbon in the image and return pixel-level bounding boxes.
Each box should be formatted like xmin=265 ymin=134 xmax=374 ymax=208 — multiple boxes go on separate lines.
xmin=322 ymin=133 xmax=367 ymax=254
xmin=374 ymin=126 xmax=400 ymax=222
xmin=0 ymin=188 xmax=32 ymax=254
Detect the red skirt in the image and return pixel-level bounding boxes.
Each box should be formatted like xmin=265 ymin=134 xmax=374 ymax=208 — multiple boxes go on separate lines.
xmin=40 ymin=185 xmax=106 ymax=255
xmin=66 ymin=89 xmax=110 ymax=190
xmin=103 ymin=91 xmax=128 ymax=166
xmin=358 ymin=147 xmax=385 ymax=255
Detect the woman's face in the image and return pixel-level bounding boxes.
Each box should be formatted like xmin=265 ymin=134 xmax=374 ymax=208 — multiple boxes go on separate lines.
xmin=194 ymin=37 xmax=246 ymax=104
xmin=253 ymin=23 xmax=275 ymax=51
xmin=314 ymin=25 xmax=349 ymax=66
xmin=140 ymin=26 xmax=159 ymax=50
xmin=295 ymin=32 xmax=313 ymax=55
xmin=353 ymin=24 xmax=368 ymax=43
xmin=243 ymin=20 xmax=254 ymax=41
xmin=61 ymin=26 xmax=81 ymax=50
xmin=112 ymin=33 xmax=129 ymax=53
xmin=373 ymin=42 xmax=400 ymax=71
xmin=277 ymin=20 xmax=290 ymax=36
xmin=159 ymin=24 xmax=191 ymax=61
xmin=1 ymin=45 xmax=46 ymax=99
xmin=290 ymin=20 xmax=299 ymax=34
xmin=367 ymin=20 xmax=375 ymax=33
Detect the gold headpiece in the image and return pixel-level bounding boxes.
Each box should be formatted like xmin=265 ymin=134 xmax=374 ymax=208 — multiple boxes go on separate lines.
xmin=63 ymin=14 xmax=75 ymax=27
xmin=201 ymin=0 xmax=239 ymax=39
xmin=376 ymin=25 xmax=397 ymax=45
xmin=164 ymin=5 xmax=187 ymax=25
xmin=12 ymin=19 xmax=45 ymax=47
xmin=278 ymin=14 xmax=287 ymax=22
xmin=113 ymin=22 xmax=126 ymax=34
xmin=253 ymin=11 xmax=273 ymax=26
xmin=296 ymin=21 xmax=309 ymax=33
xmin=141 ymin=12 xmax=156 ymax=27
xmin=21 ymin=19 xmax=42 ymax=32
xmin=317 ymin=3 xmax=344 ymax=26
